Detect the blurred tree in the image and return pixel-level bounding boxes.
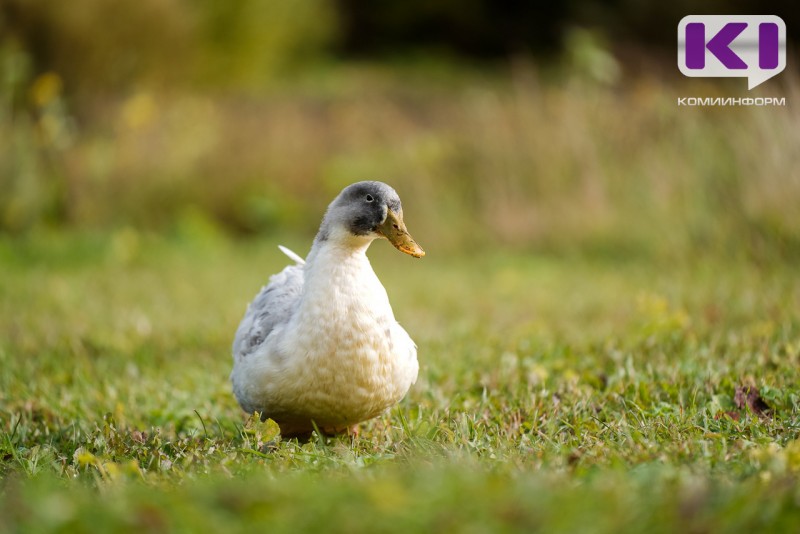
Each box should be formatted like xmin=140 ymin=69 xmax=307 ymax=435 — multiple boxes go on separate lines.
xmin=569 ymin=0 xmax=799 ymax=49
xmin=0 ymin=0 xmax=195 ymax=105
xmin=334 ymin=0 xmax=799 ymax=59
xmin=196 ymin=0 xmax=338 ymax=87
xmin=335 ymin=0 xmax=568 ymax=57
xmin=0 ymin=0 xmax=337 ymax=102
xmin=2 ymin=0 xmax=796 ymax=102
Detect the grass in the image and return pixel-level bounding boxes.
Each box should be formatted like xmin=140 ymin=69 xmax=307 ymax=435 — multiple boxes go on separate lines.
xmin=1 ymin=230 xmax=799 ymax=532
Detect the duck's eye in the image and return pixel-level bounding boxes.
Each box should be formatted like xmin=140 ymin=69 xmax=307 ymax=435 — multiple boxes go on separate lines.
xmin=365 ymin=194 xmax=374 ymax=202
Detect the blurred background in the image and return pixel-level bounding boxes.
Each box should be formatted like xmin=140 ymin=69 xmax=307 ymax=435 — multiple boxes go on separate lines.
xmin=1 ymin=0 xmax=799 ymax=260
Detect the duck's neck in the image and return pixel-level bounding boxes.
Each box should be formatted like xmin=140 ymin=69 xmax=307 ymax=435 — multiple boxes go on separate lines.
xmin=305 ymin=226 xmax=374 ymax=268
xmin=297 ymin=227 xmax=392 ymax=320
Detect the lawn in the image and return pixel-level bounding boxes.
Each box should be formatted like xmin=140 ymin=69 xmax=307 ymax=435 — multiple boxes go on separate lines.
xmin=1 ymin=230 xmax=799 ymax=532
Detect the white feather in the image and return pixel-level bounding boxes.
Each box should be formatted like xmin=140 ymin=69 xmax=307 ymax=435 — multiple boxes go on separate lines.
xmin=278 ymin=245 xmax=305 ymax=265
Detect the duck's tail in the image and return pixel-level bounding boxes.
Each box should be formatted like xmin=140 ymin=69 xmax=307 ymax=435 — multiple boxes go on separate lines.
xmin=278 ymin=245 xmax=306 ymax=265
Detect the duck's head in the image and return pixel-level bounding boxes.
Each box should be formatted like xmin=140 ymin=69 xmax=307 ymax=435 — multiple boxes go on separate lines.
xmin=317 ymin=181 xmax=425 ymax=258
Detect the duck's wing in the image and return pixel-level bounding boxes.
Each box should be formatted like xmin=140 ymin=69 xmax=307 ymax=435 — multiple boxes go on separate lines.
xmin=232 ymin=248 xmax=305 ymax=361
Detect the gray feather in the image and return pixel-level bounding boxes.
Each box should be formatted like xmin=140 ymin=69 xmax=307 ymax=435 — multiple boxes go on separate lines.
xmin=232 ymin=263 xmax=304 ymax=359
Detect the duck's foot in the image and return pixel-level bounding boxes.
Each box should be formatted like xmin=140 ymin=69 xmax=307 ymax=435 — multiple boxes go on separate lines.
xmin=259 ymin=440 xmax=280 ymax=453
xmin=276 ymin=423 xmax=360 ymax=443
xmin=320 ymin=424 xmax=359 ymax=438
xmin=279 ymin=430 xmax=314 ymax=443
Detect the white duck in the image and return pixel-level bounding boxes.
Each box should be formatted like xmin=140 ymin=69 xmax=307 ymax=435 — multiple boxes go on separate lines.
xmin=231 ymin=181 xmax=425 ymax=437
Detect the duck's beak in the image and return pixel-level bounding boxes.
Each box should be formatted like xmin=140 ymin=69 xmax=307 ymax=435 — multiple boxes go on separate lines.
xmin=378 ymin=209 xmax=425 ymax=258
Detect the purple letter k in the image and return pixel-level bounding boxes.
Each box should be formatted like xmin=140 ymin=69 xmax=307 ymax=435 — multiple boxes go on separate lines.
xmin=686 ymin=22 xmax=748 ymax=70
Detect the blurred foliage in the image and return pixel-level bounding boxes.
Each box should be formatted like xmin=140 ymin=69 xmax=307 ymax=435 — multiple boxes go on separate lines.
xmin=0 ymin=0 xmax=337 ymax=95
xmin=0 ymin=0 xmax=798 ymax=262
xmin=334 ymin=0 xmax=567 ymax=56
xmin=334 ymin=0 xmax=800 ymax=57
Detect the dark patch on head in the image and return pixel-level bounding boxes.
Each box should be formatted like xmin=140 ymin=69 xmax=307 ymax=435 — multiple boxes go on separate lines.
xmin=349 ymin=213 xmax=380 ymax=236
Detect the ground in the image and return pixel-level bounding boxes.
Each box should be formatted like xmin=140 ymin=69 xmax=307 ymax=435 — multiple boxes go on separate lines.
xmin=1 ymin=231 xmax=799 ymax=532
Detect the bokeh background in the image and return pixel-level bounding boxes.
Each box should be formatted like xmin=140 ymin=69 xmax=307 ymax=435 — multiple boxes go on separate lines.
xmin=1 ymin=0 xmax=799 ymax=257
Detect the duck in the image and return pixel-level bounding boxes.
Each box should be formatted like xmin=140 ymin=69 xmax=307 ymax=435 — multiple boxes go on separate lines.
xmin=231 ymin=181 xmax=425 ymax=437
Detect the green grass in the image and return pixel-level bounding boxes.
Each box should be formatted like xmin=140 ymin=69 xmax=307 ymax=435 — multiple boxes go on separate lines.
xmin=1 ymin=231 xmax=799 ymax=532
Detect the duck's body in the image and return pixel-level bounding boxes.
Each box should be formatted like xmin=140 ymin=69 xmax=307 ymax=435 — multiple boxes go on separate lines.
xmin=231 ymin=182 xmax=424 ymax=436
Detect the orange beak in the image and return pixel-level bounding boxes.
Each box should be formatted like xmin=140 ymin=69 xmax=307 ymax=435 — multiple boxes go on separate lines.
xmin=377 ymin=209 xmax=425 ymax=258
